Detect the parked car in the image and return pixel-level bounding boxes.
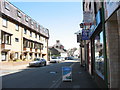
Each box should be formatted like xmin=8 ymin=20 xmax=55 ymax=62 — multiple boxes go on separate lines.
xmin=65 ymin=57 xmax=74 ymax=60
xmin=50 ymin=56 xmax=61 ymax=63
xmin=29 ymin=58 xmax=46 ymax=67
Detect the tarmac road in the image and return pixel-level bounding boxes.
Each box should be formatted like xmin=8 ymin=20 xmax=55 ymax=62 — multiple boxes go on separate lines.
xmin=2 ymin=60 xmax=76 ymax=88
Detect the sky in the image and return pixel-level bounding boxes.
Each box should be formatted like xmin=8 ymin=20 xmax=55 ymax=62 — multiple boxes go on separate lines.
xmin=11 ymin=1 xmax=83 ymax=50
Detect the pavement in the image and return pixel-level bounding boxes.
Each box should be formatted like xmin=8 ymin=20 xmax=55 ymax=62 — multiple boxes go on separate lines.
xmin=57 ymin=61 xmax=98 ymax=88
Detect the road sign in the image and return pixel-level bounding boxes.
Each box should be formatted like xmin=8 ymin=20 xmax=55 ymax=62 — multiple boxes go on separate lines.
xmin=62 ymin=67 xmax=72 ymax=81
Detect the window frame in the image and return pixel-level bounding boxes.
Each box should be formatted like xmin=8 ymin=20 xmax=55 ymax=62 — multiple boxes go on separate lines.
xmin=2 ymin=18 xmax=7 ymax=27
xmin=17 ymin=10 xmax=22 ymax=18
xmin=15 ymin=24 xmax=19 ymax=31
xmin=4 ymin=2 xmax=10 ymax=11
xmin=15 ymin=38 xmax=19 ymax=42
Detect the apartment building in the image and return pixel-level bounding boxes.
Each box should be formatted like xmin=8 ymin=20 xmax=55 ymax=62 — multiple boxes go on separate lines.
xmin=81 ymin=0 xmax=120 ymax=88
xmin=0 ymin=0 xmax=49 ymax=62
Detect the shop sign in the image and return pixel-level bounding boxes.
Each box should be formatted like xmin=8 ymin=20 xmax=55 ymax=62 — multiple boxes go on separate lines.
xmin=95 ymin=10 xmax=101 ymax=26
xmin=83 ymin=11 xmax=93 ymax=23
xmin=82 ymin=29 xmax=90 ymax=40
xmin=62 ymin=67 xmax=72 ymax=81
xmin=105 ymin=0 xmax=120 ymax=20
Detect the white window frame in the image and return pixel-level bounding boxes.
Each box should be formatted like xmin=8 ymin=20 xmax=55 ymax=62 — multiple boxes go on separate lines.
xmin=4 ymin=2 xmax=10 ymax=11
xmin=15 ymin=24 xmax=19 ymax=31
xmin=24 ymin=28 xmax=27 ymax=34
xmin=2 ymin=18 xmax=7 ymax=27
xmin=17 ymin=10 xmax=22 ymax=18
xmin=25 ymin=16 xmax=29 ymax=22
xmin=15 ymin=38 xmax=19 ymax=42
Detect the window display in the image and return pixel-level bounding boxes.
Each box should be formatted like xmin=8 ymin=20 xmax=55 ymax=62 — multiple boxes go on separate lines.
xmin=94 ymin=31 xmax=104 ymax=79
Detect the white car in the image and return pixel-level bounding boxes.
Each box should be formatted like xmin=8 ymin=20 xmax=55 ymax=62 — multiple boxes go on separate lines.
xmin=29 ymin=58 xmax=46 ymax=67
xmin=50 ymin=57 xmax=61 ymax=63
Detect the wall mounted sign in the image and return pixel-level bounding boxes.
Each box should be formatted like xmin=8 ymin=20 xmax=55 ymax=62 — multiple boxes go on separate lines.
xmin=82 ymin=29 xmax=90 ymax=40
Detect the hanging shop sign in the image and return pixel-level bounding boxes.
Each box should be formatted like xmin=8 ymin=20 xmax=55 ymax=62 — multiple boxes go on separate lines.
xmin=62 ymin=67 xmax=72 ymax=81
xmin=82 ymin=29 xmax=90 ymax=40
xmin=105 ymin=0 xmax=120 ymax=20
xmin=83 ymin=11 xmax=93 ymax=24
xmin=77 ymin=33 xmax=82 ymax=43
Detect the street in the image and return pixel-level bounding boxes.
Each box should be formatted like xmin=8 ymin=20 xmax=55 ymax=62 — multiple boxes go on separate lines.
xmin=2 ymin=60 xmax=98 ymax=88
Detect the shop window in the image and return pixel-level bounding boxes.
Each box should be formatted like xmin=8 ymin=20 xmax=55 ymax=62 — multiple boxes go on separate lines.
xmin=94 ymin=31 xmax=104 ymax=79
xmin=4 ymin=2 xmax=10 ymax=11
xmin=2 ymin=18 xmax=7 ymax=27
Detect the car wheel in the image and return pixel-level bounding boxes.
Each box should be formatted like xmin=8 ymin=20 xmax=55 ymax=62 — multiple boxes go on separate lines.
xmin=44 ymin=63 xmax=46 ymax=66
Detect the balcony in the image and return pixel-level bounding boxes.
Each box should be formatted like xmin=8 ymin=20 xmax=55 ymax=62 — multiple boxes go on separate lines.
xmin=1 ymin=44 xmax=11 ymax=51
xmin=23 ymin=47 xmax=30 ymax=52
xmin=30 ymin=48 xmax=35 ymax=52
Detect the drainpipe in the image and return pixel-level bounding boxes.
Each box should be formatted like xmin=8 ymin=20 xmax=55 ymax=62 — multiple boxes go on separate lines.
xmin=101 ymin=1 xmax=108 ymax=88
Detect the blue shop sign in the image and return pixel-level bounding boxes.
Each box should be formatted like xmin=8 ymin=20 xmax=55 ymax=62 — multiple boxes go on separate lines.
xmin=82 ymin=30 xmax=90 ymax=40
xmin=89 ymin=9 xmax=102 ymax=38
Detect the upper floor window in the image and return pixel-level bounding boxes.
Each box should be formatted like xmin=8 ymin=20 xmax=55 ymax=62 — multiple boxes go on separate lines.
xmin=39 ymin=35 xmax=40 ymax=40
xmin=25 ymin=16 xmax=29 ymax=22
xmin=24 ymin=28 xmax=27 ymax=34
xmin=30 ymin=31 xmax=32 ymax=37
xmin=4 ymin=2 xmax=10 ymax=11
xmin=15 ymin=38 xmax=19 ymax=42
xmin=35 ymin=33 xmax=37 ymax=38
xmin=17 ymin=10 xmax=22 ymax=18
xmin=2 ymin=18 xmax=7 ymax=27
xmin=15 ymin=24 xmax=19 ymax=31
xmin=30 ymin=20 xmax=34 ymax=25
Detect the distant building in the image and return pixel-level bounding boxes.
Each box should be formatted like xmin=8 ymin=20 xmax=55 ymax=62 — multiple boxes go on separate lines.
xmin=49 ymin=40 xmax=67 ymax=57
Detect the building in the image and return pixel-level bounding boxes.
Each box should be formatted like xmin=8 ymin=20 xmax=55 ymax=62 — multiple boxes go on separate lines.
xmin=0 ymin=0 xmax=49 ymax=62
xmin=79 ymin=0 xmax=120 ymax=88
xmin=48 ymin=40 xmax=67 ymax=58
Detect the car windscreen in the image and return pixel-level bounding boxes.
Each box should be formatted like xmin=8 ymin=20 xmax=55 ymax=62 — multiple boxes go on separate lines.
xmin=34 ymin=58 xmax=40 ymax=61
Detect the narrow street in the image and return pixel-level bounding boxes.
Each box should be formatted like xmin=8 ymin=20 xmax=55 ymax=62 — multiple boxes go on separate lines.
xmin=2 ymin=60 xmax=98 ymax=88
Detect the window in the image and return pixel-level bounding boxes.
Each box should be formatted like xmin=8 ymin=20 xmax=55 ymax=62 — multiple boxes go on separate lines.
xmin=17 ymin=10 xmax=22 ymax=18
xmin=30 ymin=20 xmax=33 ymax=25
xmin=35 ymin=33 xmax=37 ymax=38
xmin=15 ymin=24 xmax=19 ymax=31
xmin=25 ymin=16 xmax=29 ymax=22
xmin=4 ymin=2 xmax=10 ymax=11
xmin=1 ymin=31 xmax=11 ymax=44
xmin=39 ymin=35 xmax=40 ymax=40
xmin=15 ymin=38 xmax=19 ymax=42
xmin=95 ymin=31 xmax=104 ymax=79
xmin=24 ymin=28 xmax=27 ymax=34
xmin=30 ymin=31 xmax=32 ymax=37
xmin=2 ymin=18 xmax=7 ymax=27
xmin=15 ymin=52 xmax=18 ymax=59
